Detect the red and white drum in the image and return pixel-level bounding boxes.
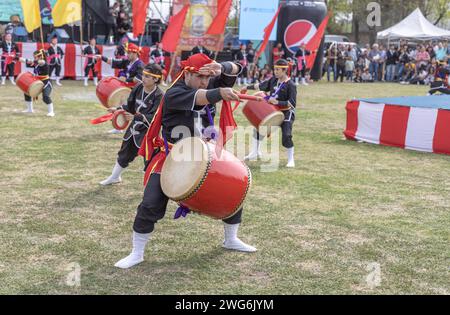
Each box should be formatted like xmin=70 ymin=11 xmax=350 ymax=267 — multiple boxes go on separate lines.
xmin=161 ymin=137 xmax=252 ymax=220
xmin=96 ymin=77 xmax=131 ymax=108
xmin=242 ymin=92 xmax=285 ymax=136
xmin=112 ymin=109 xmax=131 ymax=130
xmin=16 ymin=72 xmax=44 ymax=98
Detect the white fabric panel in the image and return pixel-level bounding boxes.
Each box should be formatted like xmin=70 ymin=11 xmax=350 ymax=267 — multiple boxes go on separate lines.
xmin=75 ymin=45 xmax=84 ymax=79
xmin=101 ymin=46 xmax=116 ymax=78
xmin=21 ymin=43 xmax=37 ymax=73
xmin=355 ymin=101 xmax=385 ymax=145
xmin=405 ymin=107 xmax=438 ymax=152
xmin=59 ymin=43 xmax=66 ymax=79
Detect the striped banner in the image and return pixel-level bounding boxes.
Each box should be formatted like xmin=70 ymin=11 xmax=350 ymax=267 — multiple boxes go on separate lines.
xmin=345 ymin=100 xmax=450 ymax=155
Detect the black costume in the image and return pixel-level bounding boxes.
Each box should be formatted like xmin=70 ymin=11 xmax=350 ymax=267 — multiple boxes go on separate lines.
xmin=247 ymin=77 xmax=297 ymax=148
xmin=1 ymin=40 xmax=20 ymax=79
xmin=133 ymin=61 xmax=243 ymax=234
xmin=103 ymin=56 xmax=144 ymax=83
xmin=116 ymin=84 xmax=163 ymax=168
xmin=295 ymin=48 xmax=311 ymax=79
xmin=24 ymin=59 xmax=52 ymax=104
xmin=236 ymin=50 xmax=248 ymax=79
xmin=47 ymin=44 xmax=64 ymax=78
xmin=83 ymin=45 xmax=100 ymax=78
xmin=191 ymin=45 xmax=211 ymax=57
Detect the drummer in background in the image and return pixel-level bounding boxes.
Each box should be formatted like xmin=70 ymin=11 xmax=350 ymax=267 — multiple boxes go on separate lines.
xmin=47 ymin=35 xmax=64 ymax=87
xmin=1 ymin=33 xmax=20 ymax=86
xmin=101 ymin=43 xmax=144 ymax=85
xmin=83 ymin=36 xmax=101 ymax=87
xmin=150 ymin=42 xmax=168 ymax=86
xmin=18 ymin=49 xmax=55 ymax=117
xmin=101 ymin=43 xmax=144 ymax=134
xmin=100 ymin=64 xmax=164 ymax=186
xmin=114 ymin=53 xmax=257 ymax=269
xmin=242 ymin=59 xmax=297 ymax=168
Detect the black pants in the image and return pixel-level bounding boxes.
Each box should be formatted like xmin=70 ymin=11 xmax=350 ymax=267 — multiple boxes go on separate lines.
xmin=84 ymin=64 xmax=97 ymax=78
xmin=335 ymin=65 xmax=345 ymax=82
xmin=117 ymin=137 xmax=140 ymax=168
xmin=133 ymin=174 xmax=243 ymax=234
xmin=429 ymin=81 xmax=450 ymax=95
xmin=1 ymin=61 xmax=15 ymax=78
xmin=24 ymin=81 xmax=52 ymax=104
xmin=256 ymin=111 xmax=295 ymax=149
xmin=49 ymin=64 xmax=61 ymax=78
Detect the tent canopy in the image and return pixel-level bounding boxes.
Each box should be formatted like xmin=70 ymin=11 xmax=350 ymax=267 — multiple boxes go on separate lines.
xmin=377 ymin=8 xmax=450 ymax=40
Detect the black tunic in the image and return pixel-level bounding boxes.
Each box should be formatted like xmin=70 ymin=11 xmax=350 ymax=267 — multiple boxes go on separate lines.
xmin=111 ymin=58 xmax=144 ymax=83
xmin=120 ymin=84 xmax=164 ymax=148
xmin=47 ymin=45 xmax=64 ymax=65
xmin=257 ymin=77 xmax=297 ymax=109
xmin=0 ymin=41 xmax=20 ymax=61
xmin=162 ymin=62 xmax=241 ymax=144
xmin=83 ymin=45 xmax=100 ymax=66
xmin=25 ymin=59 xmax=50 ymax=84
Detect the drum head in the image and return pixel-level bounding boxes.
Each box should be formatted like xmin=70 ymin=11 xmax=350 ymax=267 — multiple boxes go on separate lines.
xmin=28 ymin=81 xmax=44 ymax=98
xmin=107 ymin=87 xmax=131 ymax=108
xmin=161 ymin=137 xmax=210 ymax=201
xmin=259 ymin=111 xmax=285 ymax=135
xmin=112 ymin=110 xmax=129 ymax=130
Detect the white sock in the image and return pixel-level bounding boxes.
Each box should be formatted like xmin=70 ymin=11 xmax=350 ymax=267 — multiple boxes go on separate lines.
xmin=114 ymin=232 xmax=151 ymax=269
xmin=223 ymin=223 xmax=256 ymax=252
xmin=1 ymin=77 xmax=6 ymax=84
xmin=94 ymin=77 xmax=98 ymax=86
xmin=245 ymin=133 xmax=262 ymax=160
xmin=287 ymin=147 xmax=295 ymax=167
xmin=23 ymin=101 xmax=33 ymax=112
xmin=100 ymin=161 xmax=124 ymax=185
xmin=9 ymin=77 xmax=15 ymax=85
xmin=243 ymin=77 xmax=248 ymax=85
xmin=295 ymin=77 xmax=299 ymax=85
xmin=84 ymin=77 xmax=88 ymax=86
xmin=47 ymin=103 xmax=54 ymax=115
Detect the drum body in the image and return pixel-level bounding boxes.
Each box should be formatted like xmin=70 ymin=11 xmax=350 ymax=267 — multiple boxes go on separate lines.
xmin=17 ymin=72 xmax=44 ymax=98
xmin=161 ymin=137 xmax=251 ymax=220
xmin=242 ymin=98 xmax=285 ymax=136
xmin=112 ymin=109 xmax=130 ymax=130
xmin=96 ymin=77 xmax=131 ymax=108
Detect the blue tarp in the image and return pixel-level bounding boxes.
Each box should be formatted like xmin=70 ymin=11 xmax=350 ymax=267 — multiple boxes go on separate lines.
xmin=358 ymin=95 xmax=450 ymax=110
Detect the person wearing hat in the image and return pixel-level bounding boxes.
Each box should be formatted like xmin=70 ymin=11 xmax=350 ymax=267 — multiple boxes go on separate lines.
xmin=18 ymin=50 xmax=55 ymax=117
xmin=47 ymin=35 xmax=64 ymax=86
xmin=82 ymin=37 xmax=101 ymax=86
xmin=100 ymin=64 xmax=164 ymax=186
xmin=242 ymin=59 xmax=297 ymax=168
xmin=114 ymin=53 xmax=256 ymax=269
xmin=1 ymin=33 xmax=20 ymax=86
xmin=101 ymin=43 xmax=144 ymax=85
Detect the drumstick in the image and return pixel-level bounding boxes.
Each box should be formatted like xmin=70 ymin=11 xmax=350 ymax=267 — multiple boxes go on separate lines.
xmin=237 ymin=94 xmax=263 ymax=102
xmin=90 ymin=113 xmax=114 ymax=124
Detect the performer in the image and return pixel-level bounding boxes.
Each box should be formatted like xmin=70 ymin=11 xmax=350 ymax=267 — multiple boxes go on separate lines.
xmin=18 ymin=49 xmax=55 ymax=117
xmin=83 ymin=37 xmax=101 ymax=86
xmin=236 ymin=44 xmax=248 ymax=86
xmin=114 ymin=54 xmax=256 ymax=269
xmin=101 ymin=43 xmax=144 ymax=85
xmin=242 ymin=59 xmax=297 ymax=168
xmin=47 ymin=35 xmax=65 ymax=86
xmin=428 ymin=59 xmax=450 ymax=95
xmin=100 ymin=64 xmax=164 ymax=185
xmin=1 ymin=33 xmax=20 ymax=85
xmin=295 ymin=43 xmax=311 ymax=86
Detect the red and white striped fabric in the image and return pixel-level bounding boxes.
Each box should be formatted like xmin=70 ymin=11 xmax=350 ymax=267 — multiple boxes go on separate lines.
xmin=345 ymin=100 xmax=450 ymax=155
xmin=13 ymin=43 xmax=149 ymax=80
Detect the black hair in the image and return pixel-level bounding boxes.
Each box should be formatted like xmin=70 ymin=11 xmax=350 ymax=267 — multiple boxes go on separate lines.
xmin=275 ymin=59 xmax=289 ymax=67
xmin=144 ymin=63 xmax=163 ymax=84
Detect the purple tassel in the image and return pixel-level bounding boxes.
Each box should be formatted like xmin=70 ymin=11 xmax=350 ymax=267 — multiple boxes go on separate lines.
xmin=174 ymin=204 xmax=190 ymax=219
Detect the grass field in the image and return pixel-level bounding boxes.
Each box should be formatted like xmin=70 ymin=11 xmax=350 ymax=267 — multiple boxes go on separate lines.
xmin=0 ymin=80 xmax=449 ymax=295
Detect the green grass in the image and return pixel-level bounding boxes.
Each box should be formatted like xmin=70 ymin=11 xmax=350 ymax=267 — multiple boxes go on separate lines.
xmin=0 ymin=80 xmax=449 ymax=294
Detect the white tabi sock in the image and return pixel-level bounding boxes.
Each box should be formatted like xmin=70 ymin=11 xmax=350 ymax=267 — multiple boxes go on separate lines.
xmin=46 ymin=103 xmax=55 ymax=117
xmin=287 ymin=147 xmax=295 ymax=168
xmin=22 ymin=101 xmax=34 ymax=113
xmin=100 ymin=161 xmax=123 ymax=185
xmin=222 ymin=223 xmax=257 ymax=252
xmin=114 ymin=232 xmax=151 ymax=269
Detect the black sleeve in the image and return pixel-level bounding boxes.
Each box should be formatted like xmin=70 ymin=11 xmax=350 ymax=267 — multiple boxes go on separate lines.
xmin=14 ymin=43 xmax=20 ymax=55
xmin=141 ymin=91 xmax=163 ymax=123
xmin=59 ymin=47 xmax=64 ymax=58
xmin=127 ymin=62 xmax=143 ymax=83
xmin=83 ymin=47 xmax=88 ymax=55
xmin=208 ymin=61 xmax=242 ymax=88
xmin=122 ymin=85 xmax=139 ymax=114
xmin=111 ymin=58 xmax=127 ymax=69
xmin=278 ymin=82 xmax=297 ymax=108
xmin=25 ymin=60 xmax=35 ymax=68
xmin=258 ymin=78 xmax=272 ymax=92
xmin=164 ymin=85 xmax=198 ymax=111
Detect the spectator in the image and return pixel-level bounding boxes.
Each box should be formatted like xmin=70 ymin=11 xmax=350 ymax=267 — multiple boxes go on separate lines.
xmin=106 ymin=2 xmax=119 ymax=44
xmin=416 ymin=45 xmax=430 ymax=68
xmin=361 ymin=69 xmax=373 ymax=82
xmin=326 ymin=45 xmax=337 ymax=82
xmin=385 ymin=45 xmax=398 ymax=82
xmin=397 ymin=46 xmax=410 ymax=81
xmin=345 ymin=47 xmax=355 ymax=82
xmin=435 ymin=42 xmax=447 ymax=62
xmin=116 ymin=13 xmax=130 ymax=43
xmin=368 ymin=44 xmax=381 ymax=81
xmin=272 ymin=42 xmax=285 ymax=64
xmin=236 ymin=44 xmax=248 ymax=85
xmin=295 ymin=43 xmax=311 ymax=85
xmin=246 ymin=42 xmax=256 ymax=83
xmin=336 ymin=45 xmax=346 ymax=82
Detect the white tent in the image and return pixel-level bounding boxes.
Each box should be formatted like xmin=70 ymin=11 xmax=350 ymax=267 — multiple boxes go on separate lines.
xmin=377 ymin=8 xmax=450 ymax=40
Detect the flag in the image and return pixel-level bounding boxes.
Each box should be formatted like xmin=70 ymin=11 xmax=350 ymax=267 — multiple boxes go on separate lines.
xmin=160 ymin=4 xmax=190 ymax=53
xmin=305 ymin=13 xmax=330 ymax=69
xmin=254 ymin=6 xmax=281 ymax=63
xmin=20 ymin=0 xmax=41 ymax=33
xmin=52 ymin=0 xmax=82 ymax=27
xmin=216 ymin=100 xmax=237 ymax=156
xmin=206 ymin=0 xmax=232 ymax=35
xmin=132 ymin=0 xmax=151 ymax=38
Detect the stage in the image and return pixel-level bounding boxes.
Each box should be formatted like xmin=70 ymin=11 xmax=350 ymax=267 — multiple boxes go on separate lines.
xmin=344 ymin=95 xmax=450 ymax=155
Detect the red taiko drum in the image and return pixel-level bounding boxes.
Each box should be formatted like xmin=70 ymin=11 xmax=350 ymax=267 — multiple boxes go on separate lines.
xmin=242 ymin=92 xmax=285 ymax=136
xmin=160 ymin=137 xmax=252 ymax=220
xmin=16 ymin=72 xmax=44 ymax=98
xmin=96 ymin=77 xmax=131 ymax=108
xmin=112 ymin=109 xmax=131 ymax=130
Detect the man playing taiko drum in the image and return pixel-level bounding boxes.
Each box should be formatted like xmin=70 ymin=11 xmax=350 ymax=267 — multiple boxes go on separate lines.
xmin=114 ymin=53 xmax=257 ymax=269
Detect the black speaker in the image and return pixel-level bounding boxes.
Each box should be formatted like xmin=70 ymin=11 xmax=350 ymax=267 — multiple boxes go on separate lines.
xmin=216 ymin=51 xmax=233 ymax=62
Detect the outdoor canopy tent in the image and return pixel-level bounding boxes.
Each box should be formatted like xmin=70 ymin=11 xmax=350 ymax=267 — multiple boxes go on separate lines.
xmin=377 ymin=8 xmax=450 ymax=41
